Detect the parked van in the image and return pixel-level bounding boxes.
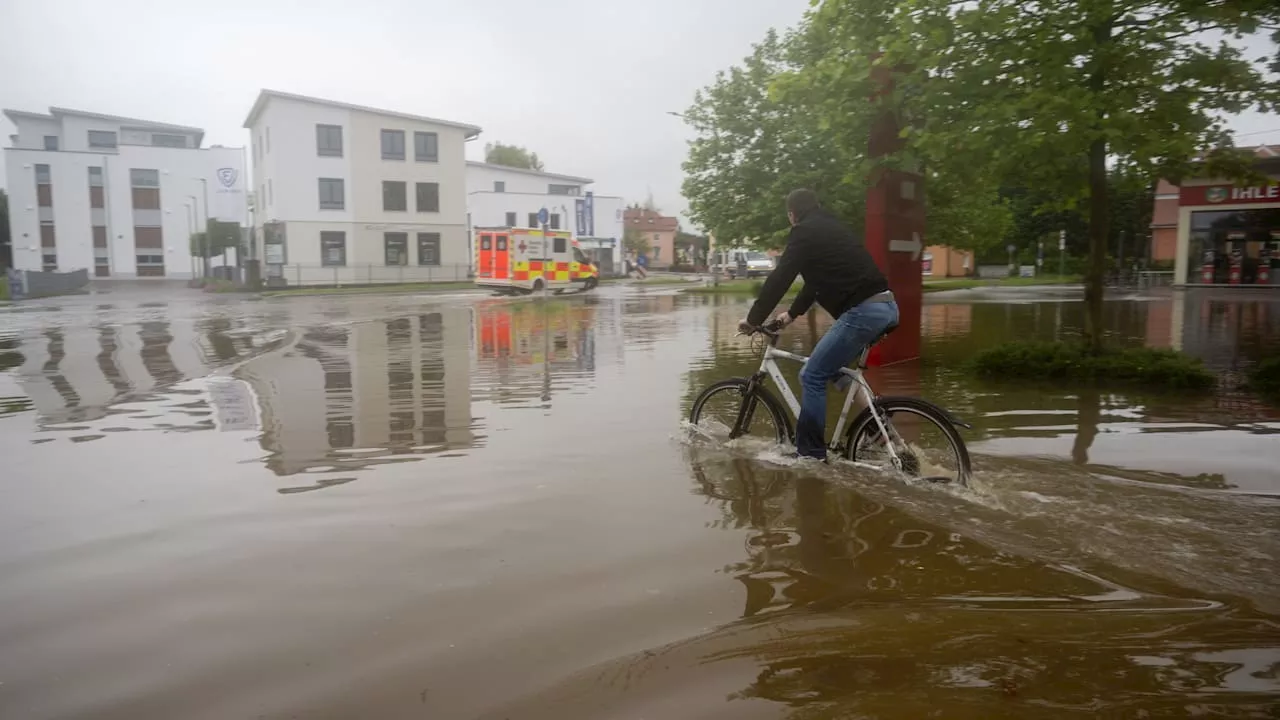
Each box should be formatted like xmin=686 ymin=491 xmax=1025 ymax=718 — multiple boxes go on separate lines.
xmin=714 ymin=248 xmax=775 ymax=278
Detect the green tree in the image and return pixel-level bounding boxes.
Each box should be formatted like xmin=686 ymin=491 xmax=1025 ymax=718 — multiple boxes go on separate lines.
xmin=484 ymin=142 xmax=544 ymax=171
xmin=803 ymin=0 xmax=1280 ymax=350
xmin=623 ymin=226 xmax=652 ymax=257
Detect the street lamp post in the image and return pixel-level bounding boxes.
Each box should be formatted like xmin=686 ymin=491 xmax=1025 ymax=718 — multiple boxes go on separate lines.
xmin=195 ymin=178 xmax=210 ymax=277
xmin=666 ymin=111 xmax=718 ymax=288
xmin=185 ymin=202 xmax=196 ymax=278
xmin=187 ymin=194 xmax=201 ymax=277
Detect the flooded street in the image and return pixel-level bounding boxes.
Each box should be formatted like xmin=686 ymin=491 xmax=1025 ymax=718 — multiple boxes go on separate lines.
xmin=1 ymin=285 xmax=1278 ymax=719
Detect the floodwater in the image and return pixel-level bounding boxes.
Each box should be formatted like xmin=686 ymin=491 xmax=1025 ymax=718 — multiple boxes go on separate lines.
xmin=0 ymin=283 xmax=1277 ymax=719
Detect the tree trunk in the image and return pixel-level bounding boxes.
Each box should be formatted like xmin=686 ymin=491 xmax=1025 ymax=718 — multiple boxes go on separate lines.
xmin=1084 ymin=137 xmax=1109 ymax=353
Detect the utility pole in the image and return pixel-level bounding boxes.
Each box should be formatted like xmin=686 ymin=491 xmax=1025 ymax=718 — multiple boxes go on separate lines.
xmin=1058 ymin=229 xmax=1066 ymax=279
xmin=187 ymin=194 xmax=202 ymax=277
xmin=196 ymin=178 xmax=210 ymax=277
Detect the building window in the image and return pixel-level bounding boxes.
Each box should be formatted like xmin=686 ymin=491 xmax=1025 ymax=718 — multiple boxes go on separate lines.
xmin=88 ymin=130 xmax=118 ymax=149
xmin=93 ymin=226 xmax=108 ymax=248
xmin=550 ymin=213 xmax=561 ymax=230
xmin=130 ymin=169 xmax=160 ymax=187
xmin=42 ymin=253 xmax=58 ymax=271
xmin=40 ymin=224 xmax=56 ymax=247
xmin=415 ymin=182 xmax=439 ymax=212
xmin=88 ymin=166 xmax=104 ymax=186
xmin=414 ymin=131 xmax=438 ymax=162
xmin=316 ymin=124 xmax=343 ymax=157
xmin=321 ymin=231 xmax=347 ymax=266
xmin=35 ymin=163 xmax=51 ymax=184
xmin=136 ymin=253 xmax=165 ymax=277
xmin=152 ymin=133 xmax=187 ymax=148
xmin=494 ymin=181 xmax=505 ymax=193
xmin=134 ymin=226 xmax=163 ymax=249
xmin=553 ymin=236 xmax=566 ymax=253
xmin=43 ymin=135 xmax=58 ymax=151
xmin=318 ymin=178 xmax=345 ymax=210
xmin=548 ymin=184 xmax=579 ymax=195
xmin=417 ymin=233 xmax=441 ymax=266
xmin=35 ymin=164 xmax=53 ymax=207
xmin=528 ymin=212 xmax=539 ymax=228
xmin=384 ymin=232 xmax=409 ymax=265
xmin=505 ymin=211 xmax=517 ymax=226
xmin=381 ymin=129 xmax=406 ymax=160
xmin=654 ymin=246 xmax=661 ymax=261
xmin=131 ymin=187 xmax=160 ymax=209
xmin=383 ymin=181 xmax=407 ymax=211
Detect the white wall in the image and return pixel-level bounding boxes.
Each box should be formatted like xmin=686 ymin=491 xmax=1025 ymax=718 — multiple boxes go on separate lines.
xmin=468 ymin=191 xmax=624 ymax=242
xmin=251 ymin=95 xmax=353 ymax=224
xmin=465 ymin=163 xmax=585 ymax=195
xmin=4 ymin=144 xmax=246 ymax=277
xmin=10 ymin=116 xmax=60 ymax=149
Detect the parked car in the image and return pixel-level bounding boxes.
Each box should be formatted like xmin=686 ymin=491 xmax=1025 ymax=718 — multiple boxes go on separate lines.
xmin=713 ymin=248 xmax=775 ymax=278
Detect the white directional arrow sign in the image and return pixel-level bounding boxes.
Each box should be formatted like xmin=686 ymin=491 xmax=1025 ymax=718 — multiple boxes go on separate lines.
xmin=889 ymin=232 xmax=923 ymax=261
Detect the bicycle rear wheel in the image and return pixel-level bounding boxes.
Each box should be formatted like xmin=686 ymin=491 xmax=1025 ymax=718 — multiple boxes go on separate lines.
xmin=689 ymin=378 xmax=791 ymax=445
xmin=843 ymin=398 xmax=971 ymax=485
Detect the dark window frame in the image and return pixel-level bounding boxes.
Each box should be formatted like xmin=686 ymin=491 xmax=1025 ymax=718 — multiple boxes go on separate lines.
xmin=320 ymin=231 xmax=347 ymax=267
xmin=384 ymin=232 xmax=409 ymax=266
xmin=318 ymin=178 xmax=345 ymax=210
xmin=505 ymin=212 xmax=517 ymax=226
xmin=417 ymin=232 xmax=441 ymax=266
xmin=381 ymin=129 xmax=406 ymax=160
xmin=316 ymin=124 xmax=343 ymax=157
xmin=414 ymin=131 xmax=438 ymax=162
xmin=383 ymin=181 xmax=408 ymax=212
xmin=43 ymin=135 xmax=59 ymax=151
xmin=88 ymin=130 xmax=118 ymax=149
xmin=415 ymin=182 xmax=440 ymax=213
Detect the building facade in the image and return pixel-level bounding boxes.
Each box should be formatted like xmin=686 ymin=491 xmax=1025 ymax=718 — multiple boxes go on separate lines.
xmin=243 ymin=90 xmax=480 ymax=286
xmin=1158 ymin=145 xmax=1280 ymax=287
xmin=622 ymin=208 xmax=678 ymax=269
xmin=465 ymin=162 xmax=624 ymax=275
xmin=3 ymin=107 xmax=247 ymax=278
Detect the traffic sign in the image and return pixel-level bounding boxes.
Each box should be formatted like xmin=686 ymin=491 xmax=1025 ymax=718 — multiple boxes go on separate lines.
xmin=537 ymin=208 xmax=549 ymax=227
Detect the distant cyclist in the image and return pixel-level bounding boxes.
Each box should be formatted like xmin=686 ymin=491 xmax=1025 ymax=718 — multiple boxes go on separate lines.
xmin=739 ymin=189 xmax=898 ymax=460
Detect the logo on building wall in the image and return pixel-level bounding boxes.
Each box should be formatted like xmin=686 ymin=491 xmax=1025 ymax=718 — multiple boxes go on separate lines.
xmin=1205 ymin=187 xmax=1228 ymax=203
xmin=216 ymin=168 xmax=239 ymax=189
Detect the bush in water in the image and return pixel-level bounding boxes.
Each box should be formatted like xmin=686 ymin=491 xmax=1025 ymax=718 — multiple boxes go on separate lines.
xmin=969 ymin=341 xmax=1216 ymax=390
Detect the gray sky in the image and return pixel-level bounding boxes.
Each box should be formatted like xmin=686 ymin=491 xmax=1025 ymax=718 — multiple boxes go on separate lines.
xmin=2 ymin=0 xmax=1277 ymax=230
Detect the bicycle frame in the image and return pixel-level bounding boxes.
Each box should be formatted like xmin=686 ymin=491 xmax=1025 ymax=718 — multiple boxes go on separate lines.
xmin=739 ymin=331 xmax=903 ymax=470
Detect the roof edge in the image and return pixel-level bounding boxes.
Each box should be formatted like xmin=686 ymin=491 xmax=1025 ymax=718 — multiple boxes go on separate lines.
xmin=465 ymin=161 xmax=593 ymax=184
xmin=243 ymin=89 xmax=482 ymax=138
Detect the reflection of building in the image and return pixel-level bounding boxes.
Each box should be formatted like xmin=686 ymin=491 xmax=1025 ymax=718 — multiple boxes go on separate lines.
xmin=920 ymin=303 xmax=972 ymax=339
xmin=1154 ymin=145 xmax=1280 ymax=287
xmin=238 ymin=307 xmax=475 ymax=475
xmin=3 ymin=106 xmax=247 ymax=278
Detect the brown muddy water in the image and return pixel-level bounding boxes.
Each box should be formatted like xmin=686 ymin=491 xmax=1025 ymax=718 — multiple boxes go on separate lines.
xmin=0 ymin=284 xmax=1277 ymax=719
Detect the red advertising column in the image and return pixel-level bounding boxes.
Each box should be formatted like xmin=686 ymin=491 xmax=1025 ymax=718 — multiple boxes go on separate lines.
xmin=864 ymin=61 xmax=924 ymax=366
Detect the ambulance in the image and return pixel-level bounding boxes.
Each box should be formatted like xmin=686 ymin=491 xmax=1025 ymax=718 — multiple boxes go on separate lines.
xmin=474 ymin=226 xmax=600 ymax=295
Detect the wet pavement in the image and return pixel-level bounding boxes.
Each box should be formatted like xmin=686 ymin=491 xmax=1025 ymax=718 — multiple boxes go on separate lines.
xmin=0 ymin=284 xmax=1277 ymax=719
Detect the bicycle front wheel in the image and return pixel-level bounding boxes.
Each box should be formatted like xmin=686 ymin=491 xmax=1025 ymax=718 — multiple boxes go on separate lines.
xmin=843 ymin=398 xmax=971 ymax=485
xmin=689 ymin=378 xmax=790 ymax=445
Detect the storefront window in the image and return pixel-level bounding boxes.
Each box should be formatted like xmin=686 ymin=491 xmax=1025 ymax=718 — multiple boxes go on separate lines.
xmin=1186 ymin=208 xmax=1280 ymax=285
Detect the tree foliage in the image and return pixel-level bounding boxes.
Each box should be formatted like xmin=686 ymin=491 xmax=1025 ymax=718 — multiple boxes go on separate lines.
xmin=189 ymin=220 xmax=241 ymax=256
xmin=484 ymin=142 xmax=544 ymax=171
xmin=623 ymin=227 xmax=652 ymax=257
xmin=685 ymin=0 xmax=1279 ymax=350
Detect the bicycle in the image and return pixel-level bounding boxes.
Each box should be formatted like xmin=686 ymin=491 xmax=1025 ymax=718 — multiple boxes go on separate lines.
xmin=688 ymin=320 xmax=973 ymax=484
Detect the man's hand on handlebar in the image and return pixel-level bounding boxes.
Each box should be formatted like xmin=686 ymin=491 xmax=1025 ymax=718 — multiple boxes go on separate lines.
xmin=737 ymin=312 xmax=794 ymax=336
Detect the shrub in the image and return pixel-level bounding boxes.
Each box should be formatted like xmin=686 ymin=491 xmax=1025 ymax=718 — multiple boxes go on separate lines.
xmin=1246 ymin=357 xmax=1280 ymax=398
xmin=202 ymin=279 xmax=242 ymax=293
xmin=970 ymin=341 xmax=1216 ymax=390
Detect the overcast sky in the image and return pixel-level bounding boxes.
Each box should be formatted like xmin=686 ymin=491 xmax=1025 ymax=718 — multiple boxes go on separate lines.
xmin=1 ymin=0 xmax=1277 ymax=230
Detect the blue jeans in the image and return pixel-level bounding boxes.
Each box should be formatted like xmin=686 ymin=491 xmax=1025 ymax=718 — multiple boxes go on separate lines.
xmin=796 ymin=300 xmax=900 ymax=458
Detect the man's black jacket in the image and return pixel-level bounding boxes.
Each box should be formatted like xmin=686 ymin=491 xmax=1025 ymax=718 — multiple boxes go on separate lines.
xmin=746 ymin=208 xmax=889 ymax=327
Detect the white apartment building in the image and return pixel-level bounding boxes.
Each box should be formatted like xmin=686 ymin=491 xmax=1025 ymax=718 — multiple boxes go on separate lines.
xmin=466 ymin=162 xmax=625 ymax=274
xmin=244 ymin=90 xmax=480 ymax=286
xmin=3 ymin=107 xmax=248 ymax=278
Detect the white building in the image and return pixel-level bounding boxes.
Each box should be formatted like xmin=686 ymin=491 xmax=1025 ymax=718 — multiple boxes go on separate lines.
xmin=3 ymin=107 xmax=248 ymax=278
xmin=465 ymin=162 xmax=625 ymax=275
xmin=243 ymin=90 xmax=480 ymax=286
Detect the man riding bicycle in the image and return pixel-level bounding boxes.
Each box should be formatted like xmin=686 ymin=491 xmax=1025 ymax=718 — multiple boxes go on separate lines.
xmin=739 ymin=189 xmax=899 ymax=461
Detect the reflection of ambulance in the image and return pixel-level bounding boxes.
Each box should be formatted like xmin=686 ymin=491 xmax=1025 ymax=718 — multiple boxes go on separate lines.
xmin=475 ymin=300 xmax=596 ymax=370
xmin=475 ymin=227 xmax=599 ymax=295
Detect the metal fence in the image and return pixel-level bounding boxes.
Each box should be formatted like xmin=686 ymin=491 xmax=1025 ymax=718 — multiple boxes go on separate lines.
xmin=268 ymin=263 xmax=473 ymax=288
xmin=5 ymin=268 xmax=90 ymax=300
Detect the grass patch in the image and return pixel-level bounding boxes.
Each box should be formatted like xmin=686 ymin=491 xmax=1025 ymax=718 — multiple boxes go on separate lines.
xmin=1245 ymin=357 xmax=1280 ymax=398
xmin=970 ymin=340 xmax=1216 ymax=390
xmin=924 ymin=275 xmax=1082 ymax=293
xmin=683 ymin=279 xmax=803 ymax=297
xmin=262 ymin=281 xmax=478 ymax=297
xmin=0 ymin=275 xmax=8 ymax=301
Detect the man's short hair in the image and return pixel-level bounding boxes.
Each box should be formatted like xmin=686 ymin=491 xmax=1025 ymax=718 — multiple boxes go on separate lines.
xmin=786 ymin=189 xmax=820 ymax=218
